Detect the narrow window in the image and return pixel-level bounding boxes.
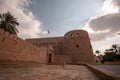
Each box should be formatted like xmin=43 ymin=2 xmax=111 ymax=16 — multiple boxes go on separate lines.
xmin=76 ymin=33 xmax=79 ymax=37
xmin=71 ymin=34 xmax=73 ymax=37
xmin=76 ymin=44 xmax=79 ymax=48
xmin=2 ymin=38 xmax=5 ymax=42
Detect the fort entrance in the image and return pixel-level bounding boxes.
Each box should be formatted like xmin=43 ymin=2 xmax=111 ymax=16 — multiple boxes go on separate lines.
xmin=48 ymin=54 xmax=52 ymax=63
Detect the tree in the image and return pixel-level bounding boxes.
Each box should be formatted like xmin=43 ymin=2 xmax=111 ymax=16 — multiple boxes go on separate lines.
xmin=109 ymin=48 xmax=114 ymax=53
xmin=101 ymin=44 xmax=120 ymax=63
xmin=95 ymin=50 xmax=101 ymax=56
xmin=118 ymin=46 xmax=120 ymax=55
xmin=112 ymin=44 xmax=118 ymax=53
xmin=0 ymin=12 xmax=19 ymax=35
xmin=95 ymin=50 xmax=101 ymax=61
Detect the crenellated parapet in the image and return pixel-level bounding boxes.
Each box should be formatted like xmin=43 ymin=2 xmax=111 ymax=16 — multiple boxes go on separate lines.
xmin=0 ymin=29 xmax=41 ymax=49
xmin=0 ymin=29 xmax=48 ymax=63
xmin=64 ymin=30 xmax=89 ymax=39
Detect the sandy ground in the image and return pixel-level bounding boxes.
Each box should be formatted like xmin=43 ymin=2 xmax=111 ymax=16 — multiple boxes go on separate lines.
xmin=0 ymin=64 xmax=100 ymax=80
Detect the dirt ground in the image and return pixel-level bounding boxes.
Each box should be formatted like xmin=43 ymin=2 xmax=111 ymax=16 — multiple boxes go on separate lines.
xmin=0 ymin=63 xmax=100 ymax=80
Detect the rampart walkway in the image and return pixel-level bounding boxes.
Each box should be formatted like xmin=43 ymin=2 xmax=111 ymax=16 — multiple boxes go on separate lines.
xmin=0 ymin=64 xmax=100 ymax=80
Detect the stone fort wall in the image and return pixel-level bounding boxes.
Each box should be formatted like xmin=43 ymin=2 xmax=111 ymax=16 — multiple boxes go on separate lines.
xmin=63 ymin=30 xmax=95 ymax=64
xmin=26 ymin=37 xmax=64 ymax=55
xmin=0 ymin=29 xmax=47 ymax=63
xmin=0 ymin=28 xmax=95 ymax=64
xmin=27 ymin=30 xmax=96 ymax=64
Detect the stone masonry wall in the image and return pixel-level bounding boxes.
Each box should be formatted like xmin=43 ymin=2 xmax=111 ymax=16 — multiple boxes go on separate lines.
xmin=63 ymin=30 xmax=95 ymax=64
xmin=0 ymin=29 xmax=47 ymax=64
xmin=27 ymin=29 xmax=96 ymax=64
xmin=26 ymin=37 xmax=64 ymax=55
xmin=54 ymin=55 xmax=72 ymax=64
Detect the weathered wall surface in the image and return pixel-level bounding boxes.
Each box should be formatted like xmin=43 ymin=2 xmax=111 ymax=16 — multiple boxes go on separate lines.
xmin=54 ymin=55 xmax=72 ymax=64
xmin=63 ymin=30 xmax=95 ymax=64
xmin=26 ymin=37 xmax=64 ymax=55
xmin=26 ymin=29 xmax=96 ymax=64
xmin=0 ymin=29 xmax=47 ymax=63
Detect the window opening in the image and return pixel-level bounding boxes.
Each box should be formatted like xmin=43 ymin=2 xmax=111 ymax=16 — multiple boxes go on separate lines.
xmin=71 ymin=34 xmax=73 ymax=37
xmin=76 ymin=33 xmax=79 ymax=37
xmin=2 ymin=38 xmax=5 ymax=42
xmin=76 ymin=44 xmax=79 ymax=48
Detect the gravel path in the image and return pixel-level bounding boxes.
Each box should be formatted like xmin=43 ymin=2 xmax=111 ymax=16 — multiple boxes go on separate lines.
xmin=0 ymin=64 xmax=100 ymax=80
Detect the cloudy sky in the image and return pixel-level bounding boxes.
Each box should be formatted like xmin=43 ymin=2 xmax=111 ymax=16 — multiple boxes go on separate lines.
xmin=0 ymin=0 xmax=120 ymax=54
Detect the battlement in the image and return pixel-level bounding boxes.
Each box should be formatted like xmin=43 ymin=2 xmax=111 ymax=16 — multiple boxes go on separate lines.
xmin=0 ymin=29 xmax=48 ymax=63
xmin=0 ymin=29 xmax=95 ymax=64
xmin=64 ymin=30 xmax=88 ymax=39
xmin=0 ymin=29 xmax=42 ymax=49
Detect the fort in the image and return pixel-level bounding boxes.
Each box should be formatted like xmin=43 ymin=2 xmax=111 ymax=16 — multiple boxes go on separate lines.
xmin=0 ymin=29 xmax=95 ymax=64
xmin=1 ymin=29 xmax=120 ymax=80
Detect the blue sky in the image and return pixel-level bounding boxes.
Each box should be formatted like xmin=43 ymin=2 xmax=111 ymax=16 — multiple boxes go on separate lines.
xmin=28 ymin=0 xmax=103 ymax=37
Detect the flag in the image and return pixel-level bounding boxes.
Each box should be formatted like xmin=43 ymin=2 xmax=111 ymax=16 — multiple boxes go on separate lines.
xmin=48 ymin=30 xmax=50 ymax=34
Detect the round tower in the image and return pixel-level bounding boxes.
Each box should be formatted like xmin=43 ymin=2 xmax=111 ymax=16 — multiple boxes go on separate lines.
xmin=63 ymin=30 xmax=95 ymax=64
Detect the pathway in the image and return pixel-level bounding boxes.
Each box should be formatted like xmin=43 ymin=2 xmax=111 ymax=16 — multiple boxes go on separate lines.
xmin=0 ymin=64 xmax=100 ymax=80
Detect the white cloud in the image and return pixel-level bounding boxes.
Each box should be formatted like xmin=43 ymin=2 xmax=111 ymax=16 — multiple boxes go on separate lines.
xmin=83 ymin=0 xmax=120 ymax=53
xmin=112 ymin=0 xmax=120 ymax=10
xmin=0 ymin=0 xmax=42 ymax=39
xmin=84 ymin=0 xmax=120 ymax=42
xmin=101 ymin=0 xmax=119 ymax=14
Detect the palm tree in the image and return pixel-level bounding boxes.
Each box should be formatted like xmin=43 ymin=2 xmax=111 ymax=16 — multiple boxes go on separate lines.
xmin=95 ymin=50 xmax=101 ymax=56
xmin=95 ymin=50 xmax=101 ymax=61
xmin=0 ymin=12 xmax=19 ymax=35
xmin=112 ymin=44 xmax=118 ymax=53
xmin=105 ymin=49 xmax=109 ymax=52
xmin=109 ymin=48 xmax=114 ymax=53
